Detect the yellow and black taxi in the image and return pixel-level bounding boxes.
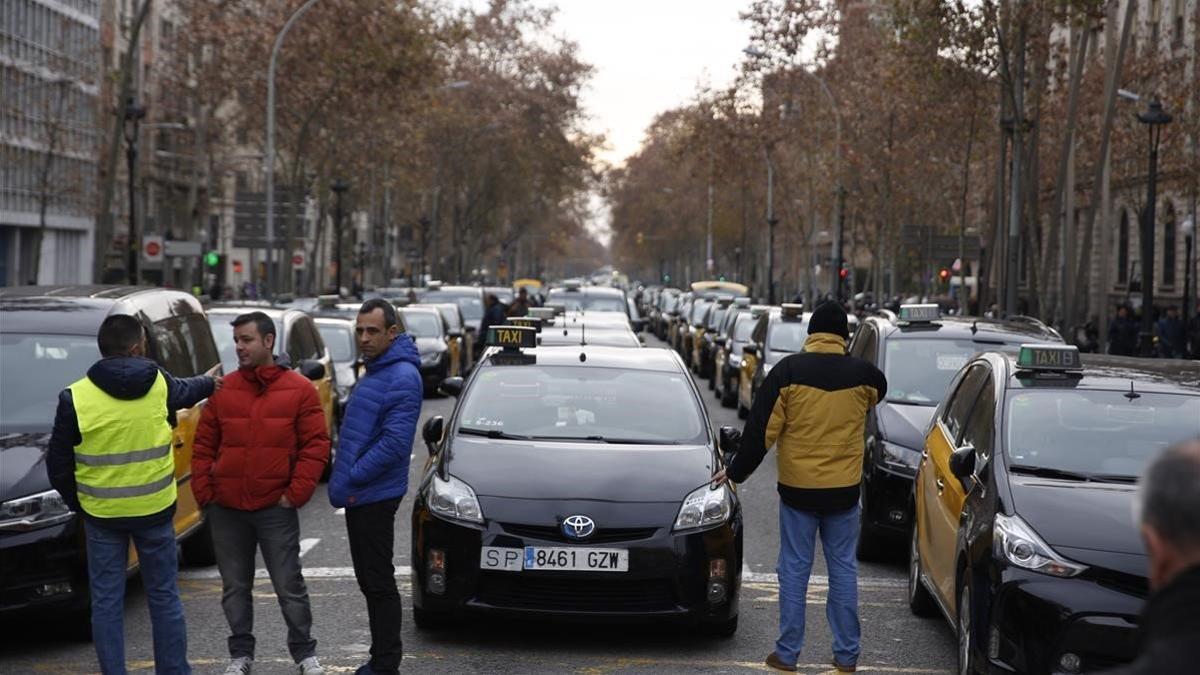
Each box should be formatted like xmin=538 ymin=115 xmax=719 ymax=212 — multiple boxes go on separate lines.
xmin=397 ymin=305 xmax=456 ymax=392
xmin=909 ymin=344 xmax=1200 ymax=674
xmin=0 ymin=285 xmax=222 ymax=626
xmin=713 ymin=302 xmax=769 ymax=408
xmin=416 ymin=284 xmax=486 ymax=359
xmin=677 ymin=296 xmax=715 ymax=368
xmin=205 ymin=304 xmax=337 ymax=442
xmin=416 ymin=302 xmax=472 ymax=377
xmin=736 ymin=304 xmax=809 ymax=419
xmin=668 ymin=293 xmax=693 ymax=354
xmin=410 ymin=325 xmax=743 ymax=635
xmin=314 ymin=316 xmax=358 ymax=419
xmin=692 ymin=297 xmax=733 ymax=378
xmin=850 ymin=305 xmax=1064 ymax=559
xmin=652 ymin=288 xmax=682 ymax=341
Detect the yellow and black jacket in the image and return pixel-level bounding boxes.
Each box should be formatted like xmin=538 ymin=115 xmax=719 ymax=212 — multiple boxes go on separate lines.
xmin=727 ymin=333 xmax=887 ymax=511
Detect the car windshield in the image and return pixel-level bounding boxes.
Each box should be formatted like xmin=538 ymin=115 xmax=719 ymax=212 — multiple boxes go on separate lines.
xmin=436 ymin=307 xmax=462 ymax=330
xmin=316 ymin=324 xmax=355 ymax=362
xmin=732 ymin=315 xmax=755 ymax=341
xmin=1 ymin=333 xmax=100 ymax=430
xmin=706 ymin=307 xmax=727 ymax=330
xmin=401 ymin=312 xmax=442 ymax=337
xmin=690 ymin=301 xmax=712 ymax=324
xmin=767 ymin=319 xmax=809 ymax=353
xmin=1006 ymin=390 xmax=1200 ymax=480
xmin=884 ymin=338 xmax=1004 ymax=405
xmin=456 ymin=366 xmax=706 ymax=443
xmin=547 ymin=292 xmax=628 ymax=313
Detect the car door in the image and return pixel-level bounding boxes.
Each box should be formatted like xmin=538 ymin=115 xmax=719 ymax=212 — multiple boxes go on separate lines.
xmin=920 ymin=363 xmax=988 ymax=610
xmin=303 ymin=317 xmax=336 ymax=437
xmin=739 ymin=314 xmax=766 ymax=409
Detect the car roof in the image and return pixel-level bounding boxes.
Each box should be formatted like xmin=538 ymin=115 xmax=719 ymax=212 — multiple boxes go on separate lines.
xmin=400 ymin=306 xmax=442 ymax=317
xmin=314 ymin=316 xmax=353 ymax=327
xmin=424 ymin=285 xmax=481 ymax=294
xmin=548 ymin=286 xmax=625 ymax=297
xmin=482 ymin=344 xmax=678 ymax=371
xmin=876 ymin=314 xmax=1061 ymax=343
xmin=205 ymin=305 xmax=303 ymax=321
xmin=999 ymin=352 xmax=1200 ymax=394
xmin=0 ymin=285 xmax=205 ymax=335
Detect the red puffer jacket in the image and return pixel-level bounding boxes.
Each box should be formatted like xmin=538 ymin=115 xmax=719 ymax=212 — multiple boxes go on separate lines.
xmin=192 ymin=363 xmax=330 ymax=510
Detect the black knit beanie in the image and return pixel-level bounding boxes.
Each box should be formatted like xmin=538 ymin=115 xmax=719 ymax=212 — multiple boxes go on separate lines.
xmin=808 ymin=301 xmax=849 ymax=340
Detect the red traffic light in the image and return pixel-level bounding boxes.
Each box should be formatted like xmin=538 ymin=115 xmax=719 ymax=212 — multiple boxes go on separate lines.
xmin=938 ymin=268 xmax=950 ymax=280
xmin=232 ymin=260 xmax=244 ymax=274
xmin=838 ymin=267 xmax=848 ymax=279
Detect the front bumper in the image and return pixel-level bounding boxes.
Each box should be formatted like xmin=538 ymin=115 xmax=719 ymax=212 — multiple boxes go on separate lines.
xmin=0 ymin=517 xmax=88 ymax=614
xmin=985 ymin=566 xmax=1143 ymax=673
xmin=862 ymin=461 xmax=917 ymax=536
xmin=411 ymin=505 xmax=742 ymax=625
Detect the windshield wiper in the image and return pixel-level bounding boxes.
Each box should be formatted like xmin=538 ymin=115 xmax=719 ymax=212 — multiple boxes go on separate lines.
xmin=457 ymin=428 xmax=531 ymax=440
xmin=529 ymin=434 xmax=678 ymax=445
xmin=1008 ymin=465 xmax=1134 ymax=483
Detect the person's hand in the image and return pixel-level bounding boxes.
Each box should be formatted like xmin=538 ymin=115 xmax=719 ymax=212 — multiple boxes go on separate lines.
xmin=711 ymin=468 xmax=728 ymax=488
xmin=211 ymin=375 xmax=224 ymax=391
xmin=279 ymin=494 xmax=293 ymax=508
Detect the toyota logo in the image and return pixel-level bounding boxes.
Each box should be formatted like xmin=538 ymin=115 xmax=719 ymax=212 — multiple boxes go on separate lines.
xmin=561 ymin=515 xmax=595 ymax=540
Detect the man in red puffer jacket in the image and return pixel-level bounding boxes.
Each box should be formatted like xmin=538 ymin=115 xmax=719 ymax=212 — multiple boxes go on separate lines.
xmin=192 ymin=311 xmax=330 ymax=675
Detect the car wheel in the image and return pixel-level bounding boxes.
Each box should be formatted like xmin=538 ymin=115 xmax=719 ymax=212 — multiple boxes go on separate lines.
xmin=907 ymin=525 xmax=937 ymax=617
xmin=413 ymin=606 xmax=452 ymax=631
xmin=707 ymin=368 xmax=716 ymax=389
xmin=181 ymin=517 xmax=218 ymax=567
xmin=720 ymin=382 xmax=737 ymax=409
xmin=736 ymin=400 xmax=749 ymax=420
xmin=701 ymin=614 xmax=738 ymax=638
xmin=957 ymin=573 xmax=978 ymax=675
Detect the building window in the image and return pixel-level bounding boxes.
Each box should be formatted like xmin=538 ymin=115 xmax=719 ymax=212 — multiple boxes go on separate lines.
xmin=1173 ymin=0 xmax=1185 ymax=45
xmin=1117 ymin=209 xmax=1130 ymax=286
xmin=1163 ymin=202 xmax=1176 ymax=287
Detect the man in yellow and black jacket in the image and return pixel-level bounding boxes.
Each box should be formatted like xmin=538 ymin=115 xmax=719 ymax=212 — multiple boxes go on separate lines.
xmin=718 ymin=301 xmax=886 ymax=673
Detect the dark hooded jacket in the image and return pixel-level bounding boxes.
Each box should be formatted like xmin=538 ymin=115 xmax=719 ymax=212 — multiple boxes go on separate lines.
xmin=329 ymin=334 xmax=422 ymax=508
xmin=46 ymin=356 xmax=216 ymax=530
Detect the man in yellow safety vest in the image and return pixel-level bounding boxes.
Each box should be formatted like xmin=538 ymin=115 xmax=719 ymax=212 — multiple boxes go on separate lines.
xmin=47 ymin=314 xmax=221 ymax=675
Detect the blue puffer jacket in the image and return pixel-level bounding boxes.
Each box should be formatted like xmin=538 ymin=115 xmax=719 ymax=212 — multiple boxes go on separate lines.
xmin=328 ymin=335 xmax=423 ymax=508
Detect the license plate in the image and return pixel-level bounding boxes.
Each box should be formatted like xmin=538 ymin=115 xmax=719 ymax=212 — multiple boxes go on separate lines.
xmin=523 ymin=546 xmax=628 ymax=572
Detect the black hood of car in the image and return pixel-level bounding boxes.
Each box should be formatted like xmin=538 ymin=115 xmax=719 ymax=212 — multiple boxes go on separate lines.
xmin=0 ymin=431 xmax=52 ymax=501
xmin=1009 ymin=475 xmax=1147 ymax=576
xmin=447 ymin=435 xmax=714 ymax=503
xmin=876 ymin=403 xmax=936 ymax=451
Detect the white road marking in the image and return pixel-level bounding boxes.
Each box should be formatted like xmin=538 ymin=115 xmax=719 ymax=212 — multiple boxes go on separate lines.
xmin=180 ymin=565 xmax=903 ymax=587
xmin=298 ymin=538 xmax=320 ymax=558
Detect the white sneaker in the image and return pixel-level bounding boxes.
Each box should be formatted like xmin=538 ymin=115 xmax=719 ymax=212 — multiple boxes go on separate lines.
xmin=223 ymin=657 xmax=253 ymax=675
xmin=298 ymin=655 xmax=325 ymax=675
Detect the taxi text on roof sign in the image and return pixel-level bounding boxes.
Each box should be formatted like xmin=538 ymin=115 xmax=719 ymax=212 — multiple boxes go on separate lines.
xmin=486 ymin=325 xmax=537 ymax=350
xmin=899 ymin=304 xmax=940 ymax=323
xmin=1016 ymin=343 xmax=1083 ymax=372
xmin=507 ymin=317 xmax=543 ymax=333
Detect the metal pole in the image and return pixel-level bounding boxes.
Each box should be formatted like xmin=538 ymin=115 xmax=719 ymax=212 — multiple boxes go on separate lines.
xmin=834 ymin=186 xmax=846 ymax=302
xmin=1005 ymin=20 xmax=1026 ymax=316
xmin=1184 ymin=231 xmax=1193 ymax=349
xmin=126 ymin=132 xmax=138 ymax=284
xmin=1138 ymin=128 xmax=1160 ymax=357
xmin=333 ymin=184 xmax=345 ymax=295
xmin=706 ymin=152 xmax=714 ymax=275
xmin=265 ymin=0 xmax=321 ymax=300
xmin=766 ymin=154 xmax=777 ymax=304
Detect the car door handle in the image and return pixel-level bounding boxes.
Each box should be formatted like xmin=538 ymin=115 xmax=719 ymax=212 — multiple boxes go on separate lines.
xmin=173 ymin=438 xmax=186 ymax=449
xmin=936 ymin=477 xmax=945 ymax=494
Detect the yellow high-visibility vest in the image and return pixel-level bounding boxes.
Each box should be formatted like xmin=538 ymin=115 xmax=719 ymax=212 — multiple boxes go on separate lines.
xmin=69 ymin=371 xmax=176 ymax=518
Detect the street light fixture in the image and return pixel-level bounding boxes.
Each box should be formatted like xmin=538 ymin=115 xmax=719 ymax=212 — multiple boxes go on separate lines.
xmin=332 ymin=178 xmax=350 ymax=296
xmin=1135 ymin=98 xmax=1172 ymax=357
xmin=123 ymin=98 xmax=146 ymax=285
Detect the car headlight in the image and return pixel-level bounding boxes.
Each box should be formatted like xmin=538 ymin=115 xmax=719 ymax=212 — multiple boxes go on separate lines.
xmin=880 ymin=440 xmax=920 ymax=474
xmin=673 ymin=483 xmax=732 ymax=531
xmin=993 ymin=513 xmax=1087 ymax=577
xmin=428 ymin=473 xmax=483 ymax=524
xmin=727 ymin=354 xmax=742 ymax=369
xmin=0 ymin=489 xmax=74 ymax=532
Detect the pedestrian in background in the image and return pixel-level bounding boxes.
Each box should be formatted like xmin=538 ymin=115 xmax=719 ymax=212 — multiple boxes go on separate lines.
xmin=506 ymin=287 xmax=532 ymax=317
xmin=480 ymin=293 xmax=506 ymax=335
xmin=1108 ymin=305 xmax=1139 ymax=356
xmin=329 ymin=299 xmax=423 ymax=675
xmin=1155 ymin=306 xmax=1185 ymax=358
xmin=714 ymin=301 xmax=887 ymax=673
xmin=1104 ymin=438 xmax=1200 ymax=673
xmin=192 ymin=311 xmax=330 ymax=675
xmin=47 ymin=314 xmax=220 ymax=675
xmin=1188 ymin=302 xmax=1200 ymax=359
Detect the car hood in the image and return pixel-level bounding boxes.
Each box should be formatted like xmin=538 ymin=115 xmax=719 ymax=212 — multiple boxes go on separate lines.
xmin=448 ymin=435 xmax=714 ymax=503
xmin=877 ymin=403 xmax=936 ymax=450
xmin=0 ymin=431 xmax=52 ymax=501
xmin=415 ymin=337 xmax=446 ymax=355
xmin=1010 ymin=476 xmax=1146 ymax=571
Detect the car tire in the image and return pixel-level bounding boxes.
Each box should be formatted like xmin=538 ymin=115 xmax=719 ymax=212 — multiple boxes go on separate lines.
xmin=181 ymin=517 xmax=218 ymax=567
xmin=957 ymin=572 xmax=979 ymax=675
xmin=413 ymin=606 xmax=452 ymax=631
xmin=907 ymin=525 xmax=937 ymax=617
xmin=720 ymin=378 xmax=737 ymax=409
xmin=736 ymin=400 xmax=749 ymax=420
xmin=707 ymin=368 xmax=716 ymax=389
xmin=701 ymin=614 xmax=738 ymax=638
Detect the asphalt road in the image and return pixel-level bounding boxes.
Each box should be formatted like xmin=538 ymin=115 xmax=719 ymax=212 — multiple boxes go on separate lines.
xmin=0 ymin=334 xmax=956 ymax=674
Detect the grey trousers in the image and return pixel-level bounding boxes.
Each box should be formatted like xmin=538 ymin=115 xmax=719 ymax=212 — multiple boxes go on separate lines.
xmin=208 ymin=504 xmax=317 ymax=662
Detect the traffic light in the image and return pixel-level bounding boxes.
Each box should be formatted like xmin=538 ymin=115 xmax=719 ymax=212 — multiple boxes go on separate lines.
xmin=232 ymin=260 xmax=244 ymax=274
xmin=203 ymin=250 xmax=220 ymax=268
xmin=662 ymin=273 xmax=671 ymax=283
xmin=939 ymin=268 xmax=951 ymax=282
xmin=838 ymin=267 xmax=849 ymax=280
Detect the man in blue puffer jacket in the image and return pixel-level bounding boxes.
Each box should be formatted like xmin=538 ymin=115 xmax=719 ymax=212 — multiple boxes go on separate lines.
xmin=329 ymin=299 xmax=422 ymax=675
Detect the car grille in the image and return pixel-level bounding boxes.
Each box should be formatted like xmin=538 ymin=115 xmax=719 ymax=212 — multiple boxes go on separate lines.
xmin=1091 ymin=568 xmax=1149 ymax=599
xmin=500 ymin=523 xmax=659 ymax=544
xmin=476 ymin=573 xmax=677 ymax=613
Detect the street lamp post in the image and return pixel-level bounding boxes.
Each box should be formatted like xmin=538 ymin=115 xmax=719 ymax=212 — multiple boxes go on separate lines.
xmin=766 ymin=151 xmax=777 ymax=305
xmin=1136 ymin=99 xmax=1172 ymax=357
xmin=332 ymin=179 xmax=349 ymax=296
xmin=123 ymin=98 xmax=146 ymax=285
xmin=1183 ymin=214 xmax=1195 ymax=352
xmin=356 ymin=240 xmax=367 ymax=299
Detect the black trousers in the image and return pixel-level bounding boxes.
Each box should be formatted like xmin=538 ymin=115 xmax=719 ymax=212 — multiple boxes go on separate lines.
xmin=346 ymin=498 xmax=403 ymax=674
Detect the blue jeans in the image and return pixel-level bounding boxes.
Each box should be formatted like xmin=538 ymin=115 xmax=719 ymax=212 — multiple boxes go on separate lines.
xmin=775 ymin=502 xmax=861 ymax=667
xmin=85 ymin=517 xmax=190 ymax=675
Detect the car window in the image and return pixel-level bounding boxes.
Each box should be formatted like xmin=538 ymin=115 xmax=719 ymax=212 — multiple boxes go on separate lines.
xmin=960 ymin=376 xmax=995 ymax=460
xmin=850 ymin=326 xmax=878 ymax=363
xmin=750 ymin=314 xmax=768 ymax=344
xmin=706 ymin=307 xmax=726 ymax=330
xmin=732 ymin=315 xmax=755 ymax=342
xmin=942 ymin=364 xmax=988 ymax=442
xmin=183 ymin=314 xmax=221 ymax=375
xmin=303 ymin=319 xmax=325 ymax=360
xmin=0 ymin=333 xmax=100 ymax=430
xmin=287 ymin=317 xmax=319 ymax=363
xmin=207 ymin=314 xmax=238 ymax=373
xmin=767 ymin=318 xmax=810 ymax=354
xmin=151 ymin=316 xmax=195 ymax=377
xmin=401 ymin=311 xmax=443 ymax=337
xmin=884 ymin=338 xmax=993 ymax=406
xmin=317 ymin=323 xmax=355 ymax=362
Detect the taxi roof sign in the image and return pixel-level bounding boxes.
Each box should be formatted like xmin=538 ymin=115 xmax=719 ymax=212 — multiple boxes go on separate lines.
xmin=1016 ymin=343 xmax=1082 ymax=372
xmin=733 ymin=296 xmax=751 ymax=308
xmin=506 ymin=317 xmax=543 ymax=333
xmin=899 ymin=304 xmax=940 ymax=323
xmin=780 ymin=303 xmax=804 ymax=319
xmin=486 ymin=325 xmax=538 ymax=351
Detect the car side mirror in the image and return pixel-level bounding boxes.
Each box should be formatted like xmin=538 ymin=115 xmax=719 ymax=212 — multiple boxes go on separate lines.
xmin=438 ymin=377 xmax=464 ymax=397
xmin=743 ymin=344 xmax=758 ymax=358
xmin=298 ymin=359 xmax=326 ymax=381
xmin=950 ymin=444 xmax=976 ymax=480
xmin=422 ymin=416 xmax=445 ymax=455
xmin=719 ymin=426 xmax=742 ymax=465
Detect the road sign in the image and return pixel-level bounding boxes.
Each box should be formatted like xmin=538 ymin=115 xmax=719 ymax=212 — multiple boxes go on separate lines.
xmin=292 ymin=249 xmax=305 ymax=268
xmin=143 ymin=236 xmax=163 ymax=263
xmin=164 ymin=240 xmax=202 ymax=257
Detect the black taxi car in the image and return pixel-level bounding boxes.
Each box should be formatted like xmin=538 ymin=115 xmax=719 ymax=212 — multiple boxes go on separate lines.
xmin=398 ymin=305 xmax=456 ymax=392
xmin=0 ymin=286 xmax=221 ymax=626
xmin=410 ymin=325 xmax=743 ymax=634
xmin=736 ymin=304 xmax=809 ymax=419
xmin=909 ymin=344 xmax=1200 ymax=674
xmin=850 ymin=305 xmax=1065 ymax=558
xmin=713 ymin=303 xmax=769 ymax=408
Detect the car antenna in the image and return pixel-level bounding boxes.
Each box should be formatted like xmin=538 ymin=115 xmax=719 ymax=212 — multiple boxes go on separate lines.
xmin=580 ymin=323 xmax=588 ymax=347
xmin=1124 ymin=381 xmax=1141 ymax=401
